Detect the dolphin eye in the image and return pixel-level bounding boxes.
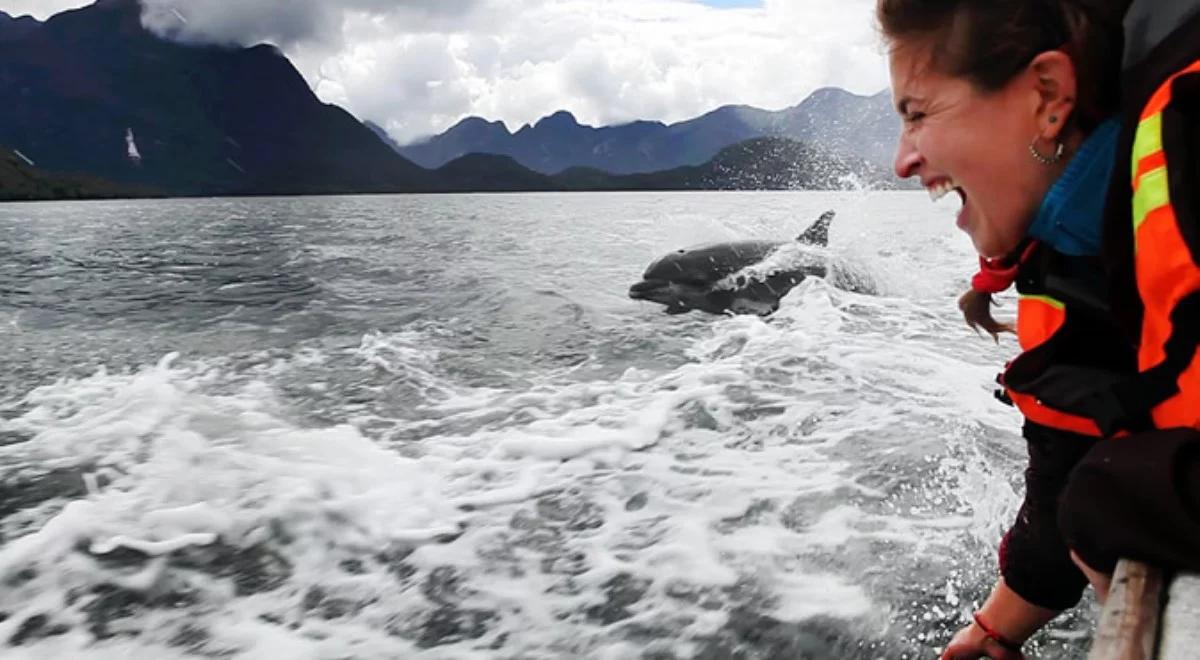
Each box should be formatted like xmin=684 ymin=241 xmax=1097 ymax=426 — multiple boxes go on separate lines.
xmin=676 ymin=249 xmax=686 ymax=254
xmin=735 ymin=275 xmax=746 ymax=287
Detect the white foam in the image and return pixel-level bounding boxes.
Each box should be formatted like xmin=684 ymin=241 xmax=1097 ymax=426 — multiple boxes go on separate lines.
xmin=0 ymin=192 xmax=1034 ymax=657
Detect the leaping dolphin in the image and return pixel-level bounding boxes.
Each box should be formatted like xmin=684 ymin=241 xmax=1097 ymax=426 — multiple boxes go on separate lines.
xmin=628 ymin=210 xmax=848 ymax=316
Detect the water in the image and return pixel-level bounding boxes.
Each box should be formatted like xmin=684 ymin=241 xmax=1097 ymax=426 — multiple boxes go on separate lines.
xmin=0 ymin=192 xmax=1097 ymax=658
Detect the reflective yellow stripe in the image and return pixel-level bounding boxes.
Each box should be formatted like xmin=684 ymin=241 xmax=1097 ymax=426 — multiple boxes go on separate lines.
xmin=1133 ymin=166 xmax=1171 ymax=235
xmin=1019 ymin=294 xmax=1065 ymax=311
xmin=1131 ymin=112 xmax=1164 ymax=179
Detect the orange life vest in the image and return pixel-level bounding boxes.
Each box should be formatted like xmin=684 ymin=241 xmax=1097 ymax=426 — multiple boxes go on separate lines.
xmin=1000 ymin=244 xmax=1136 ymax=438
xmin=1009 ymin=293 xmax=1106 ymax=436
xmin=1127 ymin=59 xmax=1200 ymax=429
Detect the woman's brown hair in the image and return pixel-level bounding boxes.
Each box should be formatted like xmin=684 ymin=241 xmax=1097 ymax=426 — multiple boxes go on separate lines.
xmin=877 ymin=0 xmax=1131 ymax=132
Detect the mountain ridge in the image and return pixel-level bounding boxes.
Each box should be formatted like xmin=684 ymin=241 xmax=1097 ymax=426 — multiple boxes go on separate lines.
xmin=0 ymin=10 xmax=42 ymax=43
xmin=396 ymin=87 xmax=900 ymax=177
xmin=554 ymin=137 xmax=896 ymax=191
xmin=0 ymin=0 xmax=902 ymax=197
xmin=0 ymin=0 xmax=442 ymax=195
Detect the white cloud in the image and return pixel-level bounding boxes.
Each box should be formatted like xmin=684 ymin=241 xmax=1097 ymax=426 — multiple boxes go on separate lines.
xmin=2 ymin=0 xmax=889 ymax=144
xmin=299 ymin=0 xmax=891 ymax=143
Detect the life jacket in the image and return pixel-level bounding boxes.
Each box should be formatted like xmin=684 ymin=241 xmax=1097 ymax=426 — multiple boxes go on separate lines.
xmin=1099 ymin=5 xmax=1200 ymax=434
xmin=1000 ymin=242 xmax=1137 ymax=437
xmin=1127 ymin=62 xmax=1200 ymax=429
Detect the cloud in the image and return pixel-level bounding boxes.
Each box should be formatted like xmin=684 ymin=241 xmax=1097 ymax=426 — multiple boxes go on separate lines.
xmin=289 ymin=0 xmax=891 ymax=144
xmin=139 ymin=0 xmax=492 ymax=49
xmin=1 ymin=0 xmax=890 ymax=145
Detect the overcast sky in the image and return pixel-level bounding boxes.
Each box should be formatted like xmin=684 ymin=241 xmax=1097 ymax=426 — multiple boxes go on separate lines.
xmin=1 ymin=0 xmax=889 ymax=144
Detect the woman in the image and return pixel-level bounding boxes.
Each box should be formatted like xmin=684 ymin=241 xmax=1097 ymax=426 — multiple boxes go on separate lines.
xmin=877 ymin=1 xmax=1134 ymax=658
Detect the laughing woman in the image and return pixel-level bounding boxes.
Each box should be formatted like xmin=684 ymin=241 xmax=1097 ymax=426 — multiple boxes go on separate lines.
xmin=877 ymin=1 xmax=1132 ymax=658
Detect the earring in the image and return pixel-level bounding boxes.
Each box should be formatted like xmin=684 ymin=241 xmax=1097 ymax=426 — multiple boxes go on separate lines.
xmin=1029 ymin=139 xmax=1065 ymax=165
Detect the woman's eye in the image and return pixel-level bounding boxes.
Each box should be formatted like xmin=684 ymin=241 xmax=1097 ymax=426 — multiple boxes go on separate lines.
xmin=906 ymin=112 xmax=925 ymax=123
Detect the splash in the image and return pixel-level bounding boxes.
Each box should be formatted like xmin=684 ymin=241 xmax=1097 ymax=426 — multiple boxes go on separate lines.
xmin=0 ymin=191 xmax=1075 ymax=658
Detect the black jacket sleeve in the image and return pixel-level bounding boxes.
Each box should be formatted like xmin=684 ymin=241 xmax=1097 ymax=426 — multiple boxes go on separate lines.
xmin=998 ymin=422 xmax=1096 ymax=610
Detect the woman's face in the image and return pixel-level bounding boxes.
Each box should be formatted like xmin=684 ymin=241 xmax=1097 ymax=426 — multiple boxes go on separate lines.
xmin=888 ymin=43 xmax=1054 ymax=259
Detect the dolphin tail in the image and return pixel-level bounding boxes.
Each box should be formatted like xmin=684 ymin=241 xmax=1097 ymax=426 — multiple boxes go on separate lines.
xmin=796 ymin=210 xmax=835 ymax=246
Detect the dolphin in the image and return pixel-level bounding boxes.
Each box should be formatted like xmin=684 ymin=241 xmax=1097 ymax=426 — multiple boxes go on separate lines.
xmin=628 ymin=210 xmax=842 ymax=316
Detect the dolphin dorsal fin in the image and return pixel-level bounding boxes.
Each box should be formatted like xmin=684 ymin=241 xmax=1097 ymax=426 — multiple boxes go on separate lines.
xmin=796 ymin=210 xmax=835 ymax=245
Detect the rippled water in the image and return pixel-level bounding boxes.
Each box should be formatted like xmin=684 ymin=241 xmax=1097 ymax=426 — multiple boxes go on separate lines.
xmin=0 ymin=192 xmax=1096 ymax=658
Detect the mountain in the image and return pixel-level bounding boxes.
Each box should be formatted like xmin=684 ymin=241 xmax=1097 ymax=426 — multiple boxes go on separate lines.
xmin=0 ymin=10 xmax=40 ymax=42
xmin=397 ymin=88 xmax=901 ymax=176
xmin=0 ymin=0 xmax=448 ymax=195
xmin=364 ymin=120 xmax=408 ymax=154
xmin=553 ymin=137 xmax=897 ymax=191
xmin=0 ymin=145 xmax=155 ymax=200
xmin=773 ymin=87 xmax=899 ymax=172
xmin=0 ymin=0 xmax=898 ymax=197
xmin=434 ymin=154 xmax=560 ymax=192
xmin=398 ymin=117 xmax=515 ymax=172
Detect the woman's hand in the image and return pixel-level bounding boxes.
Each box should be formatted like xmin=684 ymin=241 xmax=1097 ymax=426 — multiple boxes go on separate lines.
xmin=940 ymin=621 xmax=1025 ymax=660
xmin=959 ymin=288 xmax=1015 ymax=342
xmin=940 ymin=579 xmax=1056 ymax=660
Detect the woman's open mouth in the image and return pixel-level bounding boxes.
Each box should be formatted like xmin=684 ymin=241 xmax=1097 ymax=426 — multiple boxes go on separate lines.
xmin=926 ymin=178 xmax=968 ymax=229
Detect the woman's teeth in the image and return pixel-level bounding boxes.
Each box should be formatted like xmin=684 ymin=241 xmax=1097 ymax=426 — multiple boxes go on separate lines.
xmin=927 ymin=180 xmax=959 ymax=202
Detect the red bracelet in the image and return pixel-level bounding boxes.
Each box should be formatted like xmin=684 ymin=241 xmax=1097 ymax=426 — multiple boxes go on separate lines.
xmin=973 ymin=612 xmax=1023 ymax=653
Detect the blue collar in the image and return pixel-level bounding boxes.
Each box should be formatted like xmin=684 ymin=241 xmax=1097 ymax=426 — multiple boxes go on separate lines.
xmin=1026 ymin=118 xmax=1121 ymax=257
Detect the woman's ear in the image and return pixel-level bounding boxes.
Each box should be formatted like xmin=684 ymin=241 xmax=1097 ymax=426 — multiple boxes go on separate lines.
xmin=1029 ymin=50 xmax=1078 ymax=141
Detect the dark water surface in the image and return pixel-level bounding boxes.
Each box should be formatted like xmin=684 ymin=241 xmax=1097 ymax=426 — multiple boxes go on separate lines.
xmin=0 ymin=193 xmax=1095 ymax=658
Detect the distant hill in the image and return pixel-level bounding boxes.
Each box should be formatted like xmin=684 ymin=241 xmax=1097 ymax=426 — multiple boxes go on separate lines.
xmin=434 ymin=154 xmax=560 ymax=192
xmin=397 ymin=88 xmax=901 ymax=177
xmin=0 ymin=145 xmax=155 ymax=200
xmin=554 ymin=137 xmax=897 ymax=191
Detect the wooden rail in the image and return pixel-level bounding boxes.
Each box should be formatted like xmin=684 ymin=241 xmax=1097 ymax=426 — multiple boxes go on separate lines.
xmin=1088 ymin=560 xmax=1200 ymax=659
xmin=1088 ymin=560 xmax=1164 ymax=660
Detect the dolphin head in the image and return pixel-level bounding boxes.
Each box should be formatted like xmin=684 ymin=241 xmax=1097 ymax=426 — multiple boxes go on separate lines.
xmin=628 ymin=278 xmax=725 ymax=315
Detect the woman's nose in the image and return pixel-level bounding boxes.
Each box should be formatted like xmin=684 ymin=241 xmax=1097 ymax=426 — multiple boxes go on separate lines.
xmin=893 ymin=137 xmax=922 ymax=179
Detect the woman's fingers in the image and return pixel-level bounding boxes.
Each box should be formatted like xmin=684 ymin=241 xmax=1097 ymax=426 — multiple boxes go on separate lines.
xmin=959 ymin=289 xmax=1015 ymax=342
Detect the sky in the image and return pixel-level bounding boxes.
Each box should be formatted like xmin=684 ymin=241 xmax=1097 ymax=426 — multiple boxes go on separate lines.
xmin=1 ymin=0 xmax=889 ymax=144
